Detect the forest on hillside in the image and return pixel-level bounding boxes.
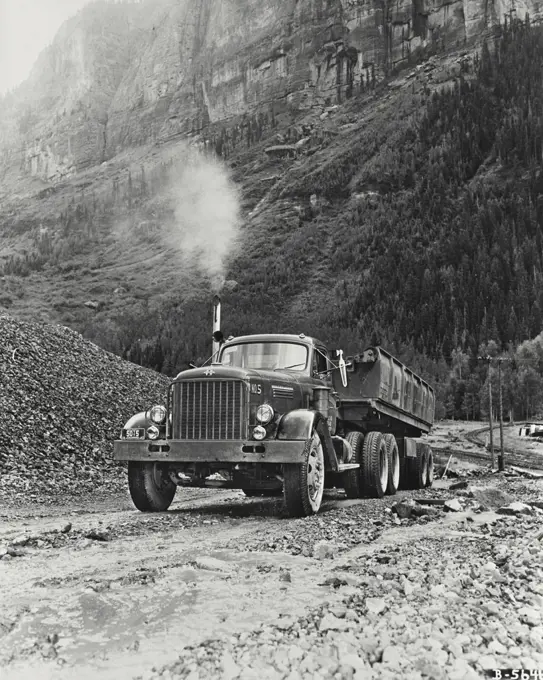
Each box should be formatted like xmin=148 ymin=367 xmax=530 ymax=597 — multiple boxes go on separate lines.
xmin=212 ymin=17 xmax=543 ymax=421
xmin=222 ymin=15 xmax=543 ymax=421
xmin=3 ymin=17 xmax=543 ymax=421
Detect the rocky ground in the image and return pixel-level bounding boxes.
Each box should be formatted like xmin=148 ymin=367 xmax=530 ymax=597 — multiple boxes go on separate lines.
xmin=1 ymin=471 xmax=542 ymax=680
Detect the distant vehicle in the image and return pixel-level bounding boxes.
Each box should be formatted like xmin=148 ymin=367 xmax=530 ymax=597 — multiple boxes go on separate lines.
xmin=114 ymin=298 xmax=435 ymax=517
xmin=519 ymin=423 xmax=543 ymax=438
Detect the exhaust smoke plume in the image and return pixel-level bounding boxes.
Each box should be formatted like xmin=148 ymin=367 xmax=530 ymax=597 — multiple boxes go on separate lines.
xmin=166 ymin=145 xmax=241 ymax=292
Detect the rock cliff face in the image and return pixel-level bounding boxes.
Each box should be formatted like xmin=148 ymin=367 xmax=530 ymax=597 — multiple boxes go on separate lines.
xmin=0 ymin=0 xmax=538 ymax=184
xmin=0 ymin=1 xmax=162 ymax=184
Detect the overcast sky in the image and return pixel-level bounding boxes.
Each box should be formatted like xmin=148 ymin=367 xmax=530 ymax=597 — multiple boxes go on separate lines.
xmin=0 ymin=0 xmax=92 ymax=94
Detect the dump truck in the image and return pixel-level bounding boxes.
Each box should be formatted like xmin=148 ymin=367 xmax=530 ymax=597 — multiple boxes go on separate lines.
xmin=113 ymin=297 xmax=435 ymax=517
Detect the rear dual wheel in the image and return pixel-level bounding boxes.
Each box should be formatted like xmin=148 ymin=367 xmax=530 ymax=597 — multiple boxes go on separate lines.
xmin=383 ymin=433 xmax=400 ymax=495
xmin=361 ymin=432 xmax=389 ymax=498
xmin=343 ymin=431 xmax=364 ymax=499
xmin=344 ymin=432 xmax=398 ymax=498
xmin=404 ymin=443 xmax=434 ymax=489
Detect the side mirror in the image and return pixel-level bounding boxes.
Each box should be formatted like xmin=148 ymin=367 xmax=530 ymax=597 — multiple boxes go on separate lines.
xmin=337 ymin=350 xmax=348 ymax=388
xmin=213 ymin=330 xmax=225 ymax=344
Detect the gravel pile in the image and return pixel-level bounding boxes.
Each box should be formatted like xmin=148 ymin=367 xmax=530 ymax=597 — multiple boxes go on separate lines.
xmin=142 ymin=497 xmax=543 ymax=680
xmin=0 ymin=314 xmax=169 ymax=501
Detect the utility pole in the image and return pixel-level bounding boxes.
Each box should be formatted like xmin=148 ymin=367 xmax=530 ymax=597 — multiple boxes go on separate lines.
xmin=479 ymin=355 xmax=514 ymax=471
xmin=489 ymin=366 xmax=495 ymax=469
xmin=479 ymin=355 xmax=495 ymax=469
xmin=497 ymin=358 xmax=506 ymax=472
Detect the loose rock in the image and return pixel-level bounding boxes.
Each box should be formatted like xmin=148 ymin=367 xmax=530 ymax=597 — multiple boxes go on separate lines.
xmin=497 ymin=502 xmax=534 ymax=516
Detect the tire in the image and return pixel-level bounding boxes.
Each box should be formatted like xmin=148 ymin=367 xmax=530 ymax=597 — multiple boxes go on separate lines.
xmin=425 ymin=447 xmax=434 ymax=488
xmin=409 ymin=443 xmax=429 ymax=489
xmin=128 ymin=461 xmax=177 ymax=512
xmin=399 ymin=457 xmax=410 ymax=490
xmin=383 ymin=434 xmax=400 ymax=496
xmin=361 ymin=431 xmax=389 ymax=498
xmin=283 ymin=431 xmax=325 ymax=517
xmin=343 ymin=431 xmax=364 ymax=499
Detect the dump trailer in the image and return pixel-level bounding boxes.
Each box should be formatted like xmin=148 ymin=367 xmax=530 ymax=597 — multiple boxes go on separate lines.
xmin=113 ymin=298 xmax=435 ymax=517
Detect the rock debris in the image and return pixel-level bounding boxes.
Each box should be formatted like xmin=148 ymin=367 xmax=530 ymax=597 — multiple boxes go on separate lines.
xmin=0 ymin=314 xmax=169 ymax=501
xmin=141 ymin=497 xmax=543 ymax=680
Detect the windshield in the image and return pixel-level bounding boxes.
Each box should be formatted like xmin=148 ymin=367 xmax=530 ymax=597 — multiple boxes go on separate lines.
xmin=220 ymin=342 xmax=308 ymax=371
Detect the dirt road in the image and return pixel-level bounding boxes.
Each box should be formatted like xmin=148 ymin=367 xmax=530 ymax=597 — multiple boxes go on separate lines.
xmin=1 ymin=476 xmax=542 ymax=680
xmin=0 ymin=488 xmax=402 ymax=679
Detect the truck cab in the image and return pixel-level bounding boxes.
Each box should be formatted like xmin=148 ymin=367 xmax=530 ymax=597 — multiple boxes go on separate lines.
xmin=214 ymin=333 xmax=338 ymax=435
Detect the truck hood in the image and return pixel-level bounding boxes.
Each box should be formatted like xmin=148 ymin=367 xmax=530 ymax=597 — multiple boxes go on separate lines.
xmin=174 ymin=365 xmax=308 ymax=385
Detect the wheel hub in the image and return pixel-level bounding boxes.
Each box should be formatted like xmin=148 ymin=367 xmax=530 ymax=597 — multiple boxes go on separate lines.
xmin=152 ymin=463 xmax=169 ymax=490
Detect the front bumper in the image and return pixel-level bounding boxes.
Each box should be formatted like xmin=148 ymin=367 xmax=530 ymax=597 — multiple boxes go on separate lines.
xmin=113 ymin=439 xmax=307 ymax=463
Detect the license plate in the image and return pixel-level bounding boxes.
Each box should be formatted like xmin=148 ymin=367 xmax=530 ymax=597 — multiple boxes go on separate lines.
xmin=124 ymin=428 xmax=145 ymax=439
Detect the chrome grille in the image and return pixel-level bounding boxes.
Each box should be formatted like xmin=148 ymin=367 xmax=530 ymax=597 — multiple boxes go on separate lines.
xmin=173 ymin=380 xmax=246 ymax=440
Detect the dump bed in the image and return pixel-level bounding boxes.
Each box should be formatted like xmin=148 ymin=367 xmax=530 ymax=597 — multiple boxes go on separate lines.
xmin=334 ymin=346 xmax=435 ymax=435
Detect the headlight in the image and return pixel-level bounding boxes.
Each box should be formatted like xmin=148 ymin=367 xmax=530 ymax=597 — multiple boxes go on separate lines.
xmin=256 ymin=404 xmax=274 ymax=425
xmin=147 ymin=425 xmax=160 ymax=440
xmin=149 ymin=405 xmax=167 ymax=424
xmin=253 ymin=425 xmax=267 ymax=440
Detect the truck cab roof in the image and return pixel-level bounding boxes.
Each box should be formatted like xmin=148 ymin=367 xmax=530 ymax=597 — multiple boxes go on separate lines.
xmin=223 ymin=333 xmax=325 ymax=347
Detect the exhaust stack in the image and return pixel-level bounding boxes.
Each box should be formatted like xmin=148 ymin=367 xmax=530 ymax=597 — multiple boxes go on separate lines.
xmin=212 ymin=295 xmax=221 ymax=360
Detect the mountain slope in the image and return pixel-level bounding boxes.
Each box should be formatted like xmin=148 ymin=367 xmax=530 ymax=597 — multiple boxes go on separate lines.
xmin=1 ymin=7 xmax=543 ymax=417
xmin=1 ymin=0 xmax=535 ymax=185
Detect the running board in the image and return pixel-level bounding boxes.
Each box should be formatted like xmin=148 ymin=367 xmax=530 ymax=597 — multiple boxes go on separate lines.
xmin=337 ymin=463 xmax=360 ymax=471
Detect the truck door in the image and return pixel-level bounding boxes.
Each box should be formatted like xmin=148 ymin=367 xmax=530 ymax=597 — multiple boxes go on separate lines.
xmin=312 ymin=347 xmax=338 ymax=434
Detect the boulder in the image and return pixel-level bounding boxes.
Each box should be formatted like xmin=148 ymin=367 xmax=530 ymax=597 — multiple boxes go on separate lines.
xmin=496 ymin=502 xmax=534 ymax=516
xmin=366 ymin=597 xmax=387 ymax=615
xmin=444 ymin=498 xmax=463 ymax=512
xmin=467 ymin=487 xmax=514 ymax=509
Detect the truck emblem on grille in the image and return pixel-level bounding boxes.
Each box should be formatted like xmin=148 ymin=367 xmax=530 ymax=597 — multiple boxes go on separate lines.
xmin=204 ymin=368 xmax=215 ymax=376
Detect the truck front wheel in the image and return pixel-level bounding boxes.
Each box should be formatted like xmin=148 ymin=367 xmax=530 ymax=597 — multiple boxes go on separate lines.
xmin=361 ymin=432 xmax=389 ymax=498
xmin=283 ymin=432 xmax=325 ymax=517
xmin=128 ymin=461 xmax=177 ymax=512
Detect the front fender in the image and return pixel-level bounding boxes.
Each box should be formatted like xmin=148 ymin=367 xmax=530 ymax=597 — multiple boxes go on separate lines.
xmin=277 ymin=410 xmax=338 ymax=472
xmin=276 ymin=409 xmax=315 ymax=440
xmin=123 ymin=411 xmax=148 ymax=430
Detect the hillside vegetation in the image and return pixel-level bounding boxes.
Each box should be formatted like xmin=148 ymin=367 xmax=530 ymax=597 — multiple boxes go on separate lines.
xmin=2 ymin=19 xmax=543 ymax=418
